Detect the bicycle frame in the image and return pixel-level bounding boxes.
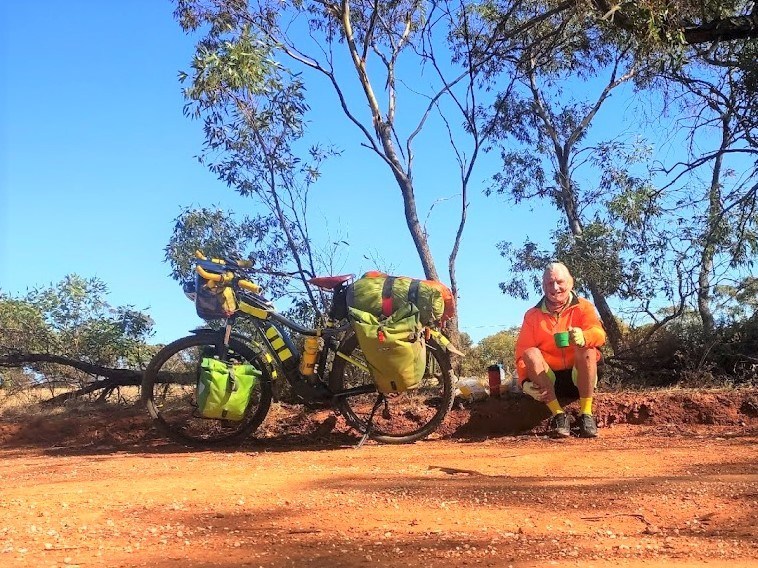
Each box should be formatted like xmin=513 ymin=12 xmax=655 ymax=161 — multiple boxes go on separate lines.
xmin=208 ymin=288 xmax=375 ymax=402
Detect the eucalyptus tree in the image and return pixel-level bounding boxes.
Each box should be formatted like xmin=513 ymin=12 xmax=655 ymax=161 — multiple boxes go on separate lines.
xmin=173 ymin=1 xmax=478 ymax=320
xmin=165 ymin=206 xmax=294 ymax=302
xmin=164 ymin=205 xmax=349 ymax=321
xmin=174 ymin=19 xmax=341 ymax=313
xmin=460 ymin=327 xmax=520 ymax=376
xmin=716 ymin=275 xmax=758 ymax=324
xmin=0 ymin=277 xmax=155 ymax=401
xmin=652 ymin=53 xmax=758 ymax=337
xmin=479 ymin=1 xmax=758 ymax=351
xmin=480 ymin=3 xmax=649 ymax=352
xmin=172 ymin=0 xmax=595 ymax=340
xmin=586 ymin=0 xmax=758 ymax=45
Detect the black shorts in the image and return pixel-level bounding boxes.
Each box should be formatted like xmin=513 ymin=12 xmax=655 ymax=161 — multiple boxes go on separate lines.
xmin=553 ymin=369 xmax=579 ymax=401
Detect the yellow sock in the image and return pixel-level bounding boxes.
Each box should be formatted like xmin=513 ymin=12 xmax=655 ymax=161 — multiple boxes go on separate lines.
xmin=580 ymin=397 xmax=593 ymax=415
xmin=546 ymin=399 xmax=563 ymax=416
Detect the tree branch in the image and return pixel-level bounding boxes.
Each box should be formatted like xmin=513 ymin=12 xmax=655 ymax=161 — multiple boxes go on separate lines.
xmin=589 ymin=0 xmax=758 ymax=45
xmin=0 ymin=350 xmax=142 ymax=382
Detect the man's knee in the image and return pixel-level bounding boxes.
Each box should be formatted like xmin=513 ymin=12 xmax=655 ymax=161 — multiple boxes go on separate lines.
xmin=522 ymin=348 xmax=553 ymax=391
xmin=572 ymin=368 xmax=598 ymax=389
xmin=522 ymin=347 xmax=545 ymax=367
xmin=574 ymin=346 xmax=599 ymax=366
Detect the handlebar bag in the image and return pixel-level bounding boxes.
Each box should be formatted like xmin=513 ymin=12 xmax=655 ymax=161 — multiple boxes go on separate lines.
xmin=347 ymin=272 xmax=455 ymax=326
xmin=194 ymin=274 xmax=238 ymax=320
xmin=196 ymin=358 xmax=261 ymax=420
xmin=348 ymin=304 xmax=426 ymax=394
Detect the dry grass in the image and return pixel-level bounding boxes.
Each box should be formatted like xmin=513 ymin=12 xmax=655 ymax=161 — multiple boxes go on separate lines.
xmin=0 ymin=385 xmax=141 ymax=420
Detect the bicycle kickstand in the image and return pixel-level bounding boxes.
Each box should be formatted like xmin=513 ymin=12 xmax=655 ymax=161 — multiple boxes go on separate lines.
xmin=355 ymin=394 xmax=386 ymax=449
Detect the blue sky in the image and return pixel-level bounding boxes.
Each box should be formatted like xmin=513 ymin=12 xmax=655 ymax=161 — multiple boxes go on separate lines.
xmin=2 ymin=1 xmax=631 ymax=347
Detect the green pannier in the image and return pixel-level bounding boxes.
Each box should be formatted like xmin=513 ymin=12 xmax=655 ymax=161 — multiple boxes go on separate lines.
xmin=349 ymin=304 xmax=426 ymax=394
xmin=347 ymin=271 xmax=454 ymax=326
xmin=197 ymin=358 xmax=261 ymax=421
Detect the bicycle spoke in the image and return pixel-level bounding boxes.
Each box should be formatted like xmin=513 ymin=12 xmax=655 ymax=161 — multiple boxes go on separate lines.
xmin=330 ymin=334 xmax=454 ymax=443
xmin=142 ymin=333 xmax=273 ymax=446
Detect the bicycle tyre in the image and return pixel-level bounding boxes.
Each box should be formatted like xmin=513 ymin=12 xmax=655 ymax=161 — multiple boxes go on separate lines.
xmin=329 ymin=333 xmax=454 ymax=444
xmin=141 ymin=332 xmax=273 ymax=447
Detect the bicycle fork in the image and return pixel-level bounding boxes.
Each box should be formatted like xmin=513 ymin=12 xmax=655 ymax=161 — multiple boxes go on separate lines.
xmin=213 ymin=322 xmax=234 ymax=361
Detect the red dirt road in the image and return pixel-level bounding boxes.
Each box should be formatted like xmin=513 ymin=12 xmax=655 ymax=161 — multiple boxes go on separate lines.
xmin=1 ymin=392 xmax=757 ymax=567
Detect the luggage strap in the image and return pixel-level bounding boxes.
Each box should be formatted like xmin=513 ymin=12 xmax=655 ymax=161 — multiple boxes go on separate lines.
xmin=381 ymin=276 xmax=421 ymax=317
xmin=227 ymin=366 xmax=238 ymax=393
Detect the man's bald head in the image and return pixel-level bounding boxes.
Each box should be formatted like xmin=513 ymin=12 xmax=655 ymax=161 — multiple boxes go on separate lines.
xmin=543 ymin=262 xmax=572 ymax=285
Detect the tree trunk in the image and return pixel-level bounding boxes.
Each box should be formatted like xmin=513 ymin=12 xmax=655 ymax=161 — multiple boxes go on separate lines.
xmin=556 ymin=161 xmax=622 ymax=353
xmin=587 ymin=282 xmax=623 ymax=354
xmin=697 ymin=257 xmax=716 ymax=338
xmin=398 ymin=175 xmax=440 ymax=282
xmin=697 ymin=116 xmax=729 ymax=338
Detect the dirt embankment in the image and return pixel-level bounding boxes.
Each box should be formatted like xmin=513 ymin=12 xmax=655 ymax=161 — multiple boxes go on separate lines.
xmin=1 ymin=389 xmax=756 ymax=568
xmin=1 ymin=388 xmax=756 ymax=449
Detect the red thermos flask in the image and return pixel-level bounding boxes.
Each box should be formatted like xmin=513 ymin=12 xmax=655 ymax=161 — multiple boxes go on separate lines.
xmin=487 ymin=364 xmax=502 ymax=398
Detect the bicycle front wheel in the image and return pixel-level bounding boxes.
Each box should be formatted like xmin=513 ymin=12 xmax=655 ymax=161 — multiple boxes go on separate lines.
xmin=141 ymin=332 xmax=273 ymax=446
xmin=329 ymin=333 xmax=454 ymax=444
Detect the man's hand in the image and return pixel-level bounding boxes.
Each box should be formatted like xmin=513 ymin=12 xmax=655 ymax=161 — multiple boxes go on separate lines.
xmin=521 ymin=380 xmax=545 ymax=401
xmin=569 ymin=327 xmax=585 ymax=347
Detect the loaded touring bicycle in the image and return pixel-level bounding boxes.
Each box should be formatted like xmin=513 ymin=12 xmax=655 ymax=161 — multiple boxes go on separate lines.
xmin=141 ymin=252 xmax=459 ymax=447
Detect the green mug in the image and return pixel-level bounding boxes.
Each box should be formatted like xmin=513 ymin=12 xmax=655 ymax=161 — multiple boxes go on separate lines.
xmin=554 ymin=331 xmax=570 ymax=348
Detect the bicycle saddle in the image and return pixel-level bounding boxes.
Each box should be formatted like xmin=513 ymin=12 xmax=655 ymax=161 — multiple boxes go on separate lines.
xmin=307 ymin=274 xmax=354 ymax=290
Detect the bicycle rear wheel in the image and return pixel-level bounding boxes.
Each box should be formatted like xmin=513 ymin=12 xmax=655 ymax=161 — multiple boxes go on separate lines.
xmin=329 ymin=333 xmax=454 ymax=443
xmin=141 ymin=332 xmax=273 ymax=446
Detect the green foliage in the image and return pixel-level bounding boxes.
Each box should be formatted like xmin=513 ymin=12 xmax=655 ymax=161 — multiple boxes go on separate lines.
xmin=554 ymin=222 xmax=625 ymax=297
xmin=459 ymin=328 xmax=519 ymax=377
xmin=737 ymin=41 xmax=758 ymax=99
xmin=477 ymin=328 xmax=519 ymax=371
xmin=611 ymin=308 xmax=758 ymax=388
xmin=181 ymin=25 xmax=311 ymax=175
xmin=481 ymin=5 xmax=652 ymax=330
xmin=581 ymin=0 xmax=751 ymax=48
xmin=486 ymin=1 xmax=757 ymax=341
xmin=0 ymin=296 xmax=53 ymax=354
xmin=714 ymin=276 xmax=758 ymax=324
xmin=21 ymin=276 xmax=153 ymax=364
xmin=173 ymin=2 xmax=348 ymax=312
xmin=497 ymin=220 xmax=630 ymax=302
xmin=182 ymin=28 xmax=272 ymax=101
xmin=0 ymin=276 xmax=156 ymax=384
xmin=496 ymin=240 xmax=551 ymax=300
xmin=488 ymin=151 xmax=547 ymax=204
xmin=165 ymin=205 xmax=291 ymax=299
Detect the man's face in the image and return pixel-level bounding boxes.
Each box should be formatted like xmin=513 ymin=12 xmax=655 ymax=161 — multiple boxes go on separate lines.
xmin=542 ymin=268 xmax=573 ymax=306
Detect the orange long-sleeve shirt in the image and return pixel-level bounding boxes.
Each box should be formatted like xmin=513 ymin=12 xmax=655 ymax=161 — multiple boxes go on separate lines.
xmin=515 ymin=292 xmax=606 ymax=383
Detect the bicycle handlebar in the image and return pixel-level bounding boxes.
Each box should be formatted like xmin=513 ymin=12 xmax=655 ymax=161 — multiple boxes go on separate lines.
xmin=194 ymin=251 xmax=262 ymax=294
xmin=194 ymin=250 xmax=253 ymax=269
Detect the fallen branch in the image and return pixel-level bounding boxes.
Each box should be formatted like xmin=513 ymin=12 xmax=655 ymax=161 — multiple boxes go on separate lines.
xmin=0 ymin=349 xmax=144 ymax=404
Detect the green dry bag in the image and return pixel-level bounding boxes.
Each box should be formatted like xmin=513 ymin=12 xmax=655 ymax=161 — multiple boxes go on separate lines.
xmin=349 ymin=304 xmax=426 ymax=394
xmin=346 ymin=272 xmax=454 ymax=326
xmin=197 ymin=358 xmax=261 ymax=421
